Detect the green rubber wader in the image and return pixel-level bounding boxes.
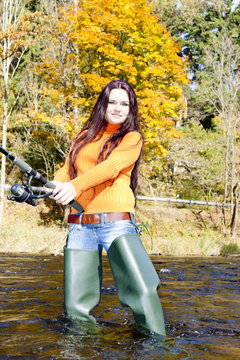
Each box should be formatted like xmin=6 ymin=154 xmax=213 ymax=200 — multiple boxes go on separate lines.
xmin=107 ymin=234 xmax=166 ymax=336
xmin=64 ymin=246 xmax=102 ymax=323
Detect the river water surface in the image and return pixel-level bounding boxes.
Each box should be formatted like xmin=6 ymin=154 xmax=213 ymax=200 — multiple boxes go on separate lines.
xmin=0 ymin=253 xmax=239 ymax=359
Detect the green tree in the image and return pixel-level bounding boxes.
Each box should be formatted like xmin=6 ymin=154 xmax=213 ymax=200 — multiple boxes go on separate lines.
xmin=155 ymin=0 xmax=240 ymax=126
xmin=198 ymin=33 xmax=240 ymax=231
xmin=155 ymin=1 xmax=240 ymax=234
xmin=163 ymin=120 xmax=226 ymax=200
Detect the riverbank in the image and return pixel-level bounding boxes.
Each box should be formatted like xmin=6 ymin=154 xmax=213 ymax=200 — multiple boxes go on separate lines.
xmin=0 ymin=201 xmax=240 ymax=256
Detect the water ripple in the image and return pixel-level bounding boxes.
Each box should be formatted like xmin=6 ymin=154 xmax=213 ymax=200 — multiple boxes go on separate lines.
xmin=0 ymin=253 xmax=239 ymax=359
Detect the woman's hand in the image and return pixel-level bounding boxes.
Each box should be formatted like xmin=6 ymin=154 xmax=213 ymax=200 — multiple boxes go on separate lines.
xmin=43 ymin=181 xmax=77 ymax=205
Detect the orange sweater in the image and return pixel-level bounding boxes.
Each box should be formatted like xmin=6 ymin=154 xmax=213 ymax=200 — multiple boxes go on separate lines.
xmin=54 ymin=123 xmax=143 ymax=214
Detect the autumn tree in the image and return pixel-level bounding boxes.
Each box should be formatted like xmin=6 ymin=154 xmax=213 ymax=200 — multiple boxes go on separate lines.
xmin=0 ymin=0 xmax=45 ymax=224
xmin=19 ymin=0 xmax=187 ymax=177
xmin=0 ymin=0 xmax=23 ymax=224
xmin=11 ymin=1 xmax=69 ymax=180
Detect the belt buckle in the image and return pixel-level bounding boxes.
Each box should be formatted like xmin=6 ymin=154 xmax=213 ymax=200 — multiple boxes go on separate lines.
xmin=88 ymin=213 xmax=105 ymax=227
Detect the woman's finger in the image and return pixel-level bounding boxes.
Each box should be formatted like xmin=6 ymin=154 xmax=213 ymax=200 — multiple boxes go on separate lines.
xmin=43 ymin=181 xmax=63 ymax=195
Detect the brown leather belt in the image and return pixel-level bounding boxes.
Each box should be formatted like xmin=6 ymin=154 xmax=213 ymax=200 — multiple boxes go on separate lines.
xmin=68 ymin=212 xmax=131 ymax=225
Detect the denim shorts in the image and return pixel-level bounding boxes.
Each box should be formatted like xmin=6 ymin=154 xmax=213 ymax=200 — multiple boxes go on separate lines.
xmin=66 ymin=215 xmax=138 ymax=252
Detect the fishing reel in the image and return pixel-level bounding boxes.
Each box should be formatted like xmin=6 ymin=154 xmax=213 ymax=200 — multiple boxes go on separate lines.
xmin=7 ymin=175 xmax=52 ymax=207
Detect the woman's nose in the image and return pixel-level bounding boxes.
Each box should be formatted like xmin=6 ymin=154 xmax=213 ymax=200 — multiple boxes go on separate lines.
xmin=114 ymin=102 xmax=121 ymax=111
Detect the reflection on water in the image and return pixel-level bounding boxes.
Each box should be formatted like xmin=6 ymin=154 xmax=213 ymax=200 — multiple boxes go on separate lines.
xmin=0 ymin=253 xmax=239 ymax=359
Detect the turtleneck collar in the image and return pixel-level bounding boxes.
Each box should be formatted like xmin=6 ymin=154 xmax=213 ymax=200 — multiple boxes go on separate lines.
xmin=105 ymin=122 xmax=121 ymax=134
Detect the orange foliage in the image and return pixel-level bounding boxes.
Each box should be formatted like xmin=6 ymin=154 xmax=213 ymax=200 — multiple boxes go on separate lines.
xmin=0 ymin=12 xmax=42 ymax=60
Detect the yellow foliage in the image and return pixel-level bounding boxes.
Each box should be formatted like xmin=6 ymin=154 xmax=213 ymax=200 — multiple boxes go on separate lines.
xmin=27 ymin=0 xmax=188 ymax=160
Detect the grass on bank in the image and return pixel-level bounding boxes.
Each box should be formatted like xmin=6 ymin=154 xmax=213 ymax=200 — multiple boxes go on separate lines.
xmin=0 ymin=202 xmax=67 ymax=255
xmin=135 ymin=202 xmax=240 ymax=256
xmin=0 ymin=200 xmax=240 ymax=256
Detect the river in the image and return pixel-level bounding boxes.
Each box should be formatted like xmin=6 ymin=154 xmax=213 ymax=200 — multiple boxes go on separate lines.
xmin=0 ymin=253 xmax=239 ymax=359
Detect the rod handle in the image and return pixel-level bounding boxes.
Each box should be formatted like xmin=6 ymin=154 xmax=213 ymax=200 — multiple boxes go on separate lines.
xmin=44 ymin=180 xmax=84 ymax=213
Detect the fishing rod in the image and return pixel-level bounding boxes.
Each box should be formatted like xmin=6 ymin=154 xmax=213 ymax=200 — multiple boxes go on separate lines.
xmin=0 ymin=145 xmax=83 ymax=212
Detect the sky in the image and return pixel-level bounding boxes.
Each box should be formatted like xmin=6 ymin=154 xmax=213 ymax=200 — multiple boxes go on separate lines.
xmin=232 ymin=0 xmax=240 ymax=10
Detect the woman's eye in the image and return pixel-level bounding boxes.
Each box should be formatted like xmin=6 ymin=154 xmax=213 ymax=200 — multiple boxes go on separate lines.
xmin=108 ymin=100 xmax=129 ymax=106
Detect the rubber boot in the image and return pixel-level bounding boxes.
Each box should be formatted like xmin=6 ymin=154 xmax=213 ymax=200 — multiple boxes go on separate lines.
xmin=64 ymin=246 xmax=102 ymax=323
xmin=107 ymin=234 xmax=166 ymax=336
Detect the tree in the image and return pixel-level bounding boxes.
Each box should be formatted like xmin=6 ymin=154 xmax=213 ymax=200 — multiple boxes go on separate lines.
xmin=154 ymin=0 xmax=224 ymax=32
xmin=0 ymin=0 xmax=26 ymax=225
xmin=20 ymin=0 xmax=187 ymax=169
xmin=163 ymin=31 xmax=240 ymax=235
xmin=0 ymin=1 xmax=41 ymax=224
xmin=163 ymin=120 xmax=225 ymax=199
xmin=154 ymin=0 xmax=240 ymax=127
xmin=198 ymin=33 xmax=240 ymax=231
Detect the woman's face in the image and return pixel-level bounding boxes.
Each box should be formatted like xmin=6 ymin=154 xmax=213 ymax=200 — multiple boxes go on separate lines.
xmin=105 ymin=89 xmax=130 ymax=125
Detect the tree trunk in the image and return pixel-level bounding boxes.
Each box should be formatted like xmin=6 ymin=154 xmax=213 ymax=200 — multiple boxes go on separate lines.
xmin=230 ymin=182 xmax=239 ymax=237
xmin=0 ymin=90 xmax=8 ymax=225
xmin=0 ymin=36 xmax=9 ymax=225
xmin=222 ymin=130 xmax=229 ymax=227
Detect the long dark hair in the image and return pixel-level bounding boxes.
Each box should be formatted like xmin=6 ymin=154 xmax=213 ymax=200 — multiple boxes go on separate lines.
xmin=69 ymin=80 xmax=143 ymax=196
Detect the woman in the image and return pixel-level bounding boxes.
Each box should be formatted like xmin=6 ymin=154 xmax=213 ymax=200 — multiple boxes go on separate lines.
xmin=49 ymin=80 xmax=165 ymax=336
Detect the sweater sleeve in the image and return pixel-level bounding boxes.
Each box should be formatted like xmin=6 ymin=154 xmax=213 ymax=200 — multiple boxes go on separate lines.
xmin=70 ymin=131 xmax=142 ymax=197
